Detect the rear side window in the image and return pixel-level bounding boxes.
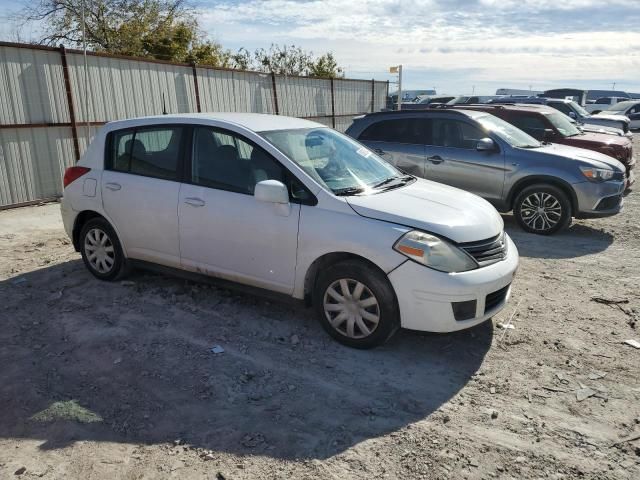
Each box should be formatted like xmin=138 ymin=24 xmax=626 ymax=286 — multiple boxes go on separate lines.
xmin=358 ymin=118 xmax=428 ymax=144
xmin=107 ymin=126 xmax=184 ymax=181
xmin=111 ymin=130 xmax=134 ymax=172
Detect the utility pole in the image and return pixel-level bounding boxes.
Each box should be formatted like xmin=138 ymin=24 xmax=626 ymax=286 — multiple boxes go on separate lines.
xmin=389 ymin=65 xmax=402 ymax=110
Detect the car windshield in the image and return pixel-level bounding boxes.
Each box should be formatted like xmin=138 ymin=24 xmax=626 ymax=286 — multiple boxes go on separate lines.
xmin=260 ymin=127 xmax=406 ymax=195
xmin=476 ymin=115 xmax=542 ymax=148
xmin=603 ymin=102 xmax=634 ymax=112
xmin=569 ymin=101 xmax=590 ymax=117
xmin=545 ymin=112 xmax=582 ymax=137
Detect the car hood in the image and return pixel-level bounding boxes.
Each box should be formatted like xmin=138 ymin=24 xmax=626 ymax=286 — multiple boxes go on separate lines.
xmin=345 ymin=179 xmax=503 ymax=243
xmin=537 ymin=143 xmax=626 ymax=171
xmin=580 ymin=124 xmax=625 ymax=136
xmin=567 ymin=131 xmax=630 ymax=148
xmin=591 ymin=112 xmax=630 ymax=123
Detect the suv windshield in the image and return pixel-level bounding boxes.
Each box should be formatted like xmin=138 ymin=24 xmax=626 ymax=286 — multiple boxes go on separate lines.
xmin=477 ymin=115 xmax=541 ymax=148
xmin=568 ymin=101 xmax=589 ymax=117
xmin=260 ymin=127 xmax=407 ymax=195
xmin=545 ymin=112 xmax=581 ymax=137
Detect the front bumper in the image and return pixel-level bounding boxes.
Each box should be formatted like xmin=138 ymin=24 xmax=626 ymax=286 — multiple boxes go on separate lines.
xmin=388 ymin=234 xmax=519 ymax=332
xmin=573 ymin=179 xmax=626 ymax=219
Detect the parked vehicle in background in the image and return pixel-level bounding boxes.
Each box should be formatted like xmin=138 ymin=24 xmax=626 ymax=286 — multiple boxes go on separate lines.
xmin=450 ymin=104 xmax=635 ymax=187
xmin=496 ymin=88 xmax=543 ymax=96
xmin=542 ymin=88 xmax=631 ymax=106
xmin=489 ymin=97 xmax=631 ymax=134
xmin=597 ymin=100 xmax=640 ymax=129
xmin=447 ymin=95 xmax=504 ymax=105
xmin=402 ymin=95 xmax=456 ymax=110
xmin=584 ymin=97 xmax=629 ymax=114
xmin=346 ymin=110 xmax=627 ymax=235
xmin=61 ymin=113 xmax=519 ymax=349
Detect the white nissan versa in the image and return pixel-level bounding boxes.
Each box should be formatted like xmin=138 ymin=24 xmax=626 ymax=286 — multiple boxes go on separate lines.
xmin=60 ymin=113 xmax=519 ymax=348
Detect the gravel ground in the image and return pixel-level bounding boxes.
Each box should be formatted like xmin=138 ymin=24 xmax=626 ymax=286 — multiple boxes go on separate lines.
xmin=1 ymin=141 xmax=639 ymax=479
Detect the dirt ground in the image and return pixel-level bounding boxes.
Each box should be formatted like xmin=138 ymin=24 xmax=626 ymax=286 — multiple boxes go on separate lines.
xmin=1 ymin=149 xmax=639 ymax=479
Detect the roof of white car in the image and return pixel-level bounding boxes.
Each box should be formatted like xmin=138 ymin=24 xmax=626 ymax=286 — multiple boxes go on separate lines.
xmin=103 ymin=113 xmax=325 ymax=132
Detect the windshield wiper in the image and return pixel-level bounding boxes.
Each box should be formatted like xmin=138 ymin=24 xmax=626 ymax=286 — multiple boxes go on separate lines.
xmin=372 ymin=175 xmax=414 ymax=189
xmin=333 ymin=186 xmax=366 ymax=196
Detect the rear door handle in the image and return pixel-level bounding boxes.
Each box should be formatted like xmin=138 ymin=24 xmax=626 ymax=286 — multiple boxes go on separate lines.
xmin=184 ymin=197 xmax=205 ymax=207
xmin=374 ymin=148 xmax=387 ymax=155
xmin=105 ymin=182 xmax=121 ymax=191
xmin=428 ymin=155 xmax=444 ymax=164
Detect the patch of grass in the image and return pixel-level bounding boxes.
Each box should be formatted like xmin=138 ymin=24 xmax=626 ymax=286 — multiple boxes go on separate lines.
xmin=29 ymin=400 xmax=103 ymax=424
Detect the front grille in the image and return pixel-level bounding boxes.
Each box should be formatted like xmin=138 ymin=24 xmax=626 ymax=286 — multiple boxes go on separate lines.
xmin=595 ymin=195 xmax=622 ymax=211
xmin=459 ymin=232 xmax=507 ymax=267
xmin=485 ymin=284 xmax=510 ymax=314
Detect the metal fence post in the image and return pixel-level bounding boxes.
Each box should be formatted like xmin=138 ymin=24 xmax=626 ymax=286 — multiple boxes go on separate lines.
xmin=59 ymin=45 xmax=80 ymax=162
xmin=192 ymin=63 xmax=202 ymax=113
xmin=371 ymin=79 xmax=375 ymax=112
xmin=271 ymin=72 xmax=279 ymax=114
xmin=330 ymin=77 xmax=336 ymax=128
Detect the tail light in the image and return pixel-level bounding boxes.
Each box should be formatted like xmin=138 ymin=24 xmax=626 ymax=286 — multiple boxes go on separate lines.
xmin=63 ymin=166 xmax=91 ymax=188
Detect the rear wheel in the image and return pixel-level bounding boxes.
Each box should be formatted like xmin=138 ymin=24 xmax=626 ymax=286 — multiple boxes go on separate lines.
xmin=313 ymin=260 xmax=399 ymax=349
xmin=79 ymin=218 xmax=127 ymax=280
xmin=513 ymin=184 xmax=571 ymax=235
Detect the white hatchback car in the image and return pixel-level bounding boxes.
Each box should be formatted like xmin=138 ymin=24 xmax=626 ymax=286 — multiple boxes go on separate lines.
xmin=61 ymin=113 xmax=518 ymax=348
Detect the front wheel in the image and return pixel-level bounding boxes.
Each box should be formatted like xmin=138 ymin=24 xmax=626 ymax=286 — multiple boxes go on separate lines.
xmin=312 ymin=260 xmax=400 ymax=349
xmin=513 ymin=184 xmax=572 ymax=235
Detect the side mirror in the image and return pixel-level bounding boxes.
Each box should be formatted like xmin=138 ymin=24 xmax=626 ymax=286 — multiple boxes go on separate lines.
xmin=568 ymin=111 xmax=577 ymax=119
xmin=254 ymin=180 xmax=289 ymax=204
xmin=543 ymin=129 xmax=555 ymax=141
xmin=476 ymin=137 xmax=496 ymax=152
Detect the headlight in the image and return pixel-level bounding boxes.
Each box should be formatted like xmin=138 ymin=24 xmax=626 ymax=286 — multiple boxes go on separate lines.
xmin=579 ymin=166 xmax=614 ymax=182
xmin=393 ymin=230 xmax=478 ymax=273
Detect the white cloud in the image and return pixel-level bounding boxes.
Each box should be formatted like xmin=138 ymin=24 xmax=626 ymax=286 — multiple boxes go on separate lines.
xmin=196 ymin=0 xmax=640 ymax=92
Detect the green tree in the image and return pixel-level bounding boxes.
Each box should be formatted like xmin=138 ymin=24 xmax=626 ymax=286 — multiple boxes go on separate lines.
xmin=17 ymin=1 xmax=345 ymax=75
xmin=18 ymin=0 xmax=231 ymax=66
xmin=309 ymin=52 xmax=344 ymax=78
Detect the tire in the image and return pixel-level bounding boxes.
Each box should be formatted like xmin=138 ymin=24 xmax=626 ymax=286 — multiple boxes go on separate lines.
xmin=312 ymin=260 xmax=400 ymax=349
xmin=513 ymin=184 xmax=572 ymax=235
xmin=79 ymin=217 xmax=127 ymax=280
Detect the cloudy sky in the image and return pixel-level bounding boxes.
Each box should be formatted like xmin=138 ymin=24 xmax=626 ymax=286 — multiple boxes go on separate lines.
xmin=3 ymin=0 xmax=640 ymax=95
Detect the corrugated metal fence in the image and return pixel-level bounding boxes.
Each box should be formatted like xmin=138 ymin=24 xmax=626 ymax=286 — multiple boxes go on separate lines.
xmin=0 ymin=41 xmax=388 ymax=208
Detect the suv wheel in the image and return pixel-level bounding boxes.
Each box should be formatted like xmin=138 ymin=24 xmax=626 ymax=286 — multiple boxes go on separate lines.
xmin=312 ymin=260 xmax=399 ymax=349
xmin=514 ymin=184 xmax=571 ymax=235
xmin=79 ymin=218 xmax=127 ymax=280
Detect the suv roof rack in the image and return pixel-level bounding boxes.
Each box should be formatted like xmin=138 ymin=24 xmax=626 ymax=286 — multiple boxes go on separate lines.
xmin=365 ymin=107 xmax=464 ymax=116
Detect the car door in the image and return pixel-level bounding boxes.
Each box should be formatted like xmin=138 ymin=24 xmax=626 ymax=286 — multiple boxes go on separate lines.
xmin=626 ymin=104 xmax=640 ymax=129
xmin=424 ymin=117 xmax=506 ymax=203
xmin=356 ymin=117 xmax=426 ymax=177
xmin=178 ymin=126 xmax=302 ymax=294
xmin=101 ymin=125 xmax=184 ymax=267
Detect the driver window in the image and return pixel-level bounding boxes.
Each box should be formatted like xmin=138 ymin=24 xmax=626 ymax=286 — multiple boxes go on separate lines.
xmin=191 ymin=127 xmax=285 ymax=195
xmin=431 ymin=119 xmax=484 ymax=149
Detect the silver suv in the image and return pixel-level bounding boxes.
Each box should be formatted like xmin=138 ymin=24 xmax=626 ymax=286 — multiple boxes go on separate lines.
xmin=346 ymin=110 xmax=627 ymax=234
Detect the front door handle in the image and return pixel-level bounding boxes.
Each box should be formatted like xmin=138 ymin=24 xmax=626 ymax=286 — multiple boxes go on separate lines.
xmin=184 ymin=197 xmax=205 ymax=207
xmin=428 ymin=155 xmax=444 ymax=164
xmin=374 ymin=148 xmax=387 ymax=155
xmin=105 ymin=182 xmax=121 ymax=191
